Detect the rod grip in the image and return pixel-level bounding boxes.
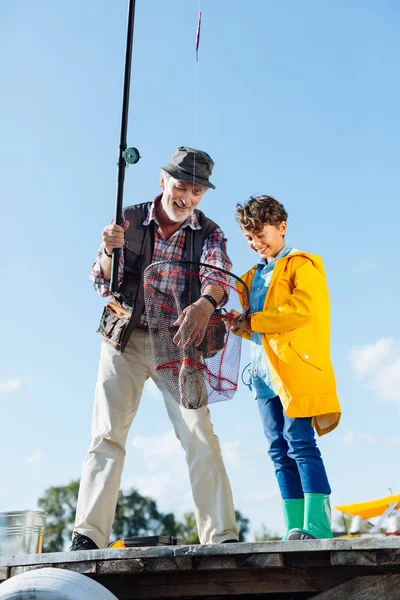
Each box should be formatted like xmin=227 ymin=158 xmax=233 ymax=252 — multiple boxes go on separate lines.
xmin=110 ymin=248 xmax=120 ymax=293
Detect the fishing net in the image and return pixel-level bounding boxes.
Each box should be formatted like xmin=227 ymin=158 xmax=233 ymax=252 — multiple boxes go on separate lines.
xmin=143 ymin=260 xmax=249 ymax=409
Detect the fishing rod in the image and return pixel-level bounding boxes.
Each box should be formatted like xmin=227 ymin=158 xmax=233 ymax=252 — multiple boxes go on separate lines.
xmin=110 ymin=0 xmax=141 ymax=293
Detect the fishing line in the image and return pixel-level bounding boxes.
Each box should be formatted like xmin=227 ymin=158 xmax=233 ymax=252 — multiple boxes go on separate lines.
xmin=189 ymin=1 xmax=202 ymax=302
xmin=193 ymin=3 xmax=201 ymax=149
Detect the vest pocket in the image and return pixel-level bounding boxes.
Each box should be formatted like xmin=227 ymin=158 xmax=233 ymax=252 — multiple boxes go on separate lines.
xmin=97 ymin=299 xmax=132 ymax=349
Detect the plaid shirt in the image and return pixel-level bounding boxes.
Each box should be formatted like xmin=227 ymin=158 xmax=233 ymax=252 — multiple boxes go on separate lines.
xmin=90 ymin=198 xmax=232 ymax=323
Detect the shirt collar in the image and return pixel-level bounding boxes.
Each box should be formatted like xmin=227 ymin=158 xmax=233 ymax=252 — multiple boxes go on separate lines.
xmin=256 ymin=244 xmax=293 ymax=269
xmin=143 ymin=195 xmax=202 ymax=230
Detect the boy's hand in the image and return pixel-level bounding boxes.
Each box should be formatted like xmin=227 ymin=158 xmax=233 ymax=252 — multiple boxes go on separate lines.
xmin=224 ymin=310 xmax=252 ymax=334
xmin=241 ymin=316 xmax=252 ymax=334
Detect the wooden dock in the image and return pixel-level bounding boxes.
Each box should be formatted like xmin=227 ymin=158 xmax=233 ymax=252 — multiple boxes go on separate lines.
xmin=2 ymin=537 xmax=400 ymax=599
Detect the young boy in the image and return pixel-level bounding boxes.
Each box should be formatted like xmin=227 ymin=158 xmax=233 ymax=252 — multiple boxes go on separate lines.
xmin=234 ymin=195 xmax=341 ymax=540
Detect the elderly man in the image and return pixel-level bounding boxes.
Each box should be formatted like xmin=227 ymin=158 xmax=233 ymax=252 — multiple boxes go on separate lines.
xmin=71 ymin=147 xmax=239 ymax=550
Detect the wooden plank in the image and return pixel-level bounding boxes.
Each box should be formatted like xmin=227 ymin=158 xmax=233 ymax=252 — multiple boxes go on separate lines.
xmin=376 ymin=549 xmax=400 ymax=565
xmin=9 ymin=562 xmax=96 ymax=577
xmin=26 ymin=552 xmax=282 ymax=576
xmin=284 ymin=550 xmax=331 ymax=568
xmin=227 ymin=553 xmax=284 ymax=569
xmin=98 ymin=567 xmax=350 ymax=598
xmin=108 ymin=577 xmax=320 ymax=598
xmin=2 ymin=537 xmax=400 ymax=568
xmin=331 ymin=551 xmax=378 ymax=567
xmin=99 ymin=563 xmax=382 ymax=599
xmin=139 ymin=556 xmax=192 ymax=572
xmin=3 ymin=543 xmax=400 ymax=600
xmin=57 ymin=560 xmax=97 ymax=574
xmin=312 ymin=574 xmax=400 ymax=600
xmin=97 ymin=558 xmax=145 ymax=575
xmin=0 ymin=566 xmax=9 ymax=581
xmin=10 ymin=563 xmax=53 ymax=577
xmin=125 ymin=564 xmax=361 ymax=587
xmin=332 ymin=548 xmax=400 ymax=567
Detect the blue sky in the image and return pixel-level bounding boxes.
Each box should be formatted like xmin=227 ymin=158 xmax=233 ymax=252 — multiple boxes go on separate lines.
xmin=1 ymin=0 xmax=400 ymax=541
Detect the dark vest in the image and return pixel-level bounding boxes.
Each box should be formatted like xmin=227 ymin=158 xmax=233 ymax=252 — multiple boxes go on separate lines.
xmin=107 ymin=200 xmax=219 ymax=352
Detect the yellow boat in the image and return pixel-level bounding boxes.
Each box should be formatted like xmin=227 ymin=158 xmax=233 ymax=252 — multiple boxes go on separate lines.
xmin=334 ymin=493 xmax=400 ymax=536
xmin=335 ymin=493 xmax=400 ymax=520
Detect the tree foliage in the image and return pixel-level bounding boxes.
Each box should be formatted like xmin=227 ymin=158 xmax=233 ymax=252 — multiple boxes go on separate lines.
xmin=37 ymin=480 xmax=80 ymax=553
xmin=254 ymin=523 xmax=281 ymax=541
xmin=37 ymin=480 xmax=252 ymax=552
xmin=165 ymin=509 xmax=250 ymax=545
xmin=235 ymin=509 xmax=250 ymax=542
xmin=112 ymin=488 xmax=162 ymax=539
xmin=175 ymin=512 xmax=199 ymax=544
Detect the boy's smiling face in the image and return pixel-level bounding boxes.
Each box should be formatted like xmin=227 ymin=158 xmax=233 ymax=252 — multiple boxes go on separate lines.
xmin=241 ymin=221 xmax=287 ymax=261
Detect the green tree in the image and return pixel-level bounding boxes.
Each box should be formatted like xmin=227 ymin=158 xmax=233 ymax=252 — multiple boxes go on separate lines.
xmin=38 ymin=481 xmax=192 ymax=551
xmin=175 ymin=510 xmax=250 ymax=544
xmin=38 ymin=480 xmax=80 ymax=553
xmin=112 ymin=489 xmax=162 ymax=540
xmin=235 ymin=509 xmax=250 ymax=542
xmin=37 ymin=480 xmax=252 ymax=551
xmin=158 ymin=512 xmax=183 ymax=538
xmin=113 ymin=490 xmax=190 ymax=541
xmin=38 ymin=482 xmax=171 ymax=552
xmin=254 ymin=524 xmax=281 ymax=541
xmin=176 ymin=512 xmax=199 ymax=544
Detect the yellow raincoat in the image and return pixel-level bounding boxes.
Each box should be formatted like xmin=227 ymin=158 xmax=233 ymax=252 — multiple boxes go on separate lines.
xmin=240 ymin=251 xmax=341 ymax=436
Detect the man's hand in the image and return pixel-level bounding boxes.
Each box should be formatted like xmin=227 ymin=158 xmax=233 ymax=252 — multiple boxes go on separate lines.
xmin=102 ymin=220 xmax=130 ymax=255
xmin=100 ymin=220 xmax=130 ymax=281
xmin=173 ymin=298 xmax=215 ymax=349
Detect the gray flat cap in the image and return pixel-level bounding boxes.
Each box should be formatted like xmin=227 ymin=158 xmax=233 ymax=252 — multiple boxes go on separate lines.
xmin=161 ymin=146 xmax=216 ymax=189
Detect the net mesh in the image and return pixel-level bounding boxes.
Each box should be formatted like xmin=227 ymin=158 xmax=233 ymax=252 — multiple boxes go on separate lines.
xmin=143 ymin=260 xmax=249 ymax=409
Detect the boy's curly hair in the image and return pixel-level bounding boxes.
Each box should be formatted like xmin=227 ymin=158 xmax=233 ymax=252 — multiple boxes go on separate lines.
xmin=235 ymin=195 xmax=288 ymax=232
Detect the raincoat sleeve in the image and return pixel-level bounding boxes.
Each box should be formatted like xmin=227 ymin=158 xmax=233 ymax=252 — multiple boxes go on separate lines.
xmin=250 ymin=259 xmax=326 ymax=334
xmin=231 ymin=279 xmax=251 ymax=340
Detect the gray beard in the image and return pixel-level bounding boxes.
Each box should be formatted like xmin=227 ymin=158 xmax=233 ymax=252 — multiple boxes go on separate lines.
xmin=165 ymin=203 xmax=193 ymax=223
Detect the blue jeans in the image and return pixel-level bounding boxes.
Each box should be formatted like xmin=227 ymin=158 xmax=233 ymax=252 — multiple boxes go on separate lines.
xmin=257 ymin=395 xmax=331 ymax=500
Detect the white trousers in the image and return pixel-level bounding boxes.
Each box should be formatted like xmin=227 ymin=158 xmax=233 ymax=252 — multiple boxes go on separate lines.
xmin=74 ymin=330 xmax=238 ymax=547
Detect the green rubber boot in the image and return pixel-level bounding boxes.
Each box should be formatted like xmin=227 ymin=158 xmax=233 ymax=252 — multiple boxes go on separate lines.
xmin=282 ymin=499 xmax=304 ymax=541
xmin=287 ymin=493 xmax=333 ymax=540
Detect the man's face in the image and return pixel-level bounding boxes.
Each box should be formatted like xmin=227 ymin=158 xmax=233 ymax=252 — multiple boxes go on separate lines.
xmin=160 ymin=174 xmax=206 ymax=223
xmin=241 ymin=221 xmax=287 ymax=261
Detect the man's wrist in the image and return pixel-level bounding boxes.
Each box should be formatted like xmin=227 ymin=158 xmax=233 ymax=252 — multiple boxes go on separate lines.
xmin=103 ymin=245 xmax=113 ymax=258
xmin=201 ymin=294 xmax=218 ymax=310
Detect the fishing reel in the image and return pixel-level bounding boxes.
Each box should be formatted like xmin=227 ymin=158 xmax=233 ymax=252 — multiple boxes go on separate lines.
xmin=123 ymin=147 xmax=141 ymax=165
